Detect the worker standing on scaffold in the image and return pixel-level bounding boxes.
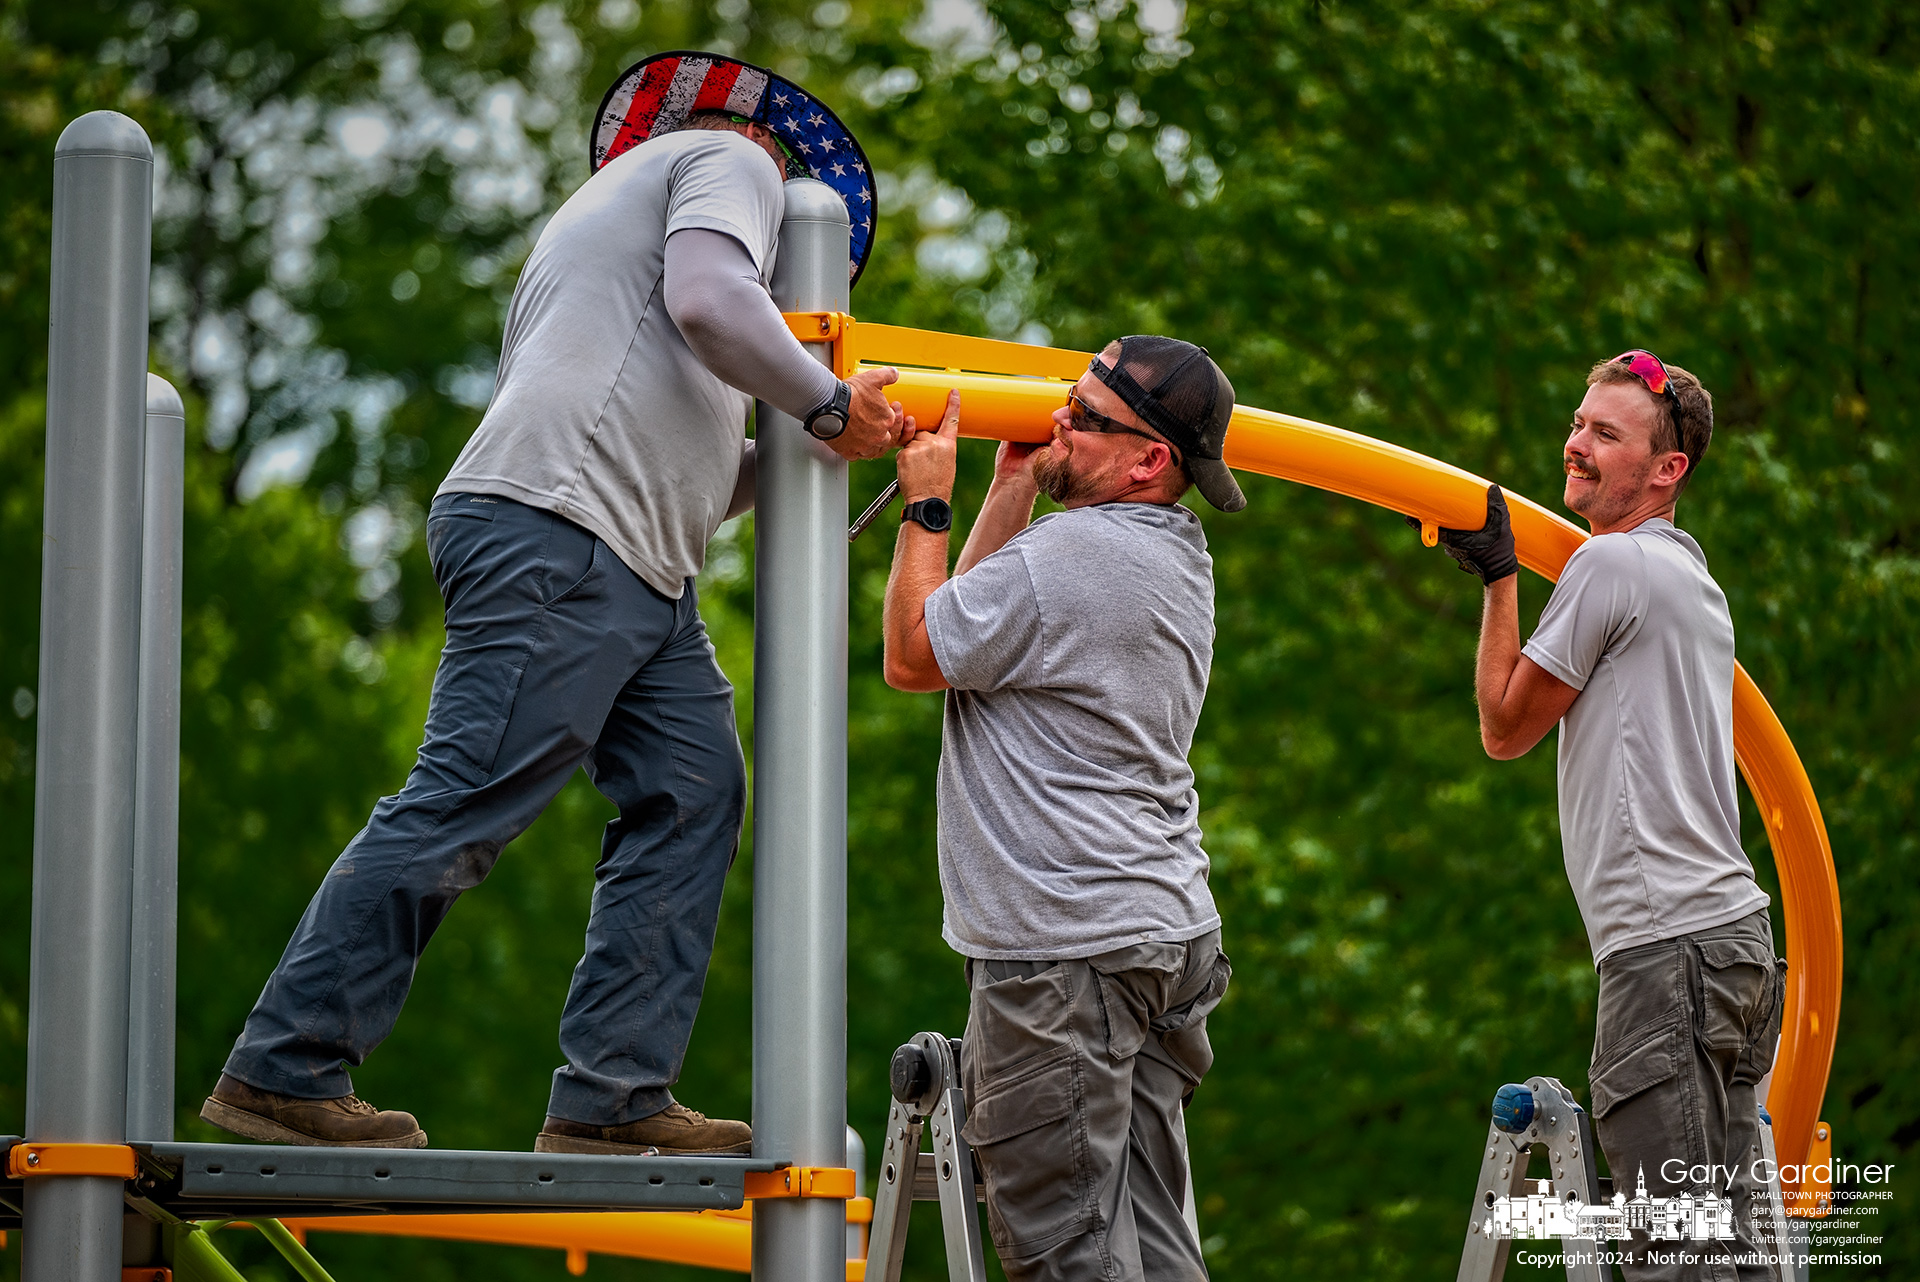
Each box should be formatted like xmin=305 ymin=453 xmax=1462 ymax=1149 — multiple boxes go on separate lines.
xmin=1422 ymin=352 xmax=1786 ymax=1281
xmin=202 ymin=53 xmax=903 ymax=1153
xmin=881 ymin=339 xmax=1244 ymax=1281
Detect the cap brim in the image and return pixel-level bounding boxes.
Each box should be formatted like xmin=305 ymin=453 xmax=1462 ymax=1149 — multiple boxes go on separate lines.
xmin=591 ymin=52 xmax=877 ymax=285
xmin=1190 ymin=456 xmax=1247 ymax=512
xmin=758 ymin=77 xmax=877 ymax=283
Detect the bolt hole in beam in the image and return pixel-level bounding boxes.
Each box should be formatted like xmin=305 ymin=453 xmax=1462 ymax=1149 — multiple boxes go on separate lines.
xmin=812 ymin=321 xmax=1841 ymax=1192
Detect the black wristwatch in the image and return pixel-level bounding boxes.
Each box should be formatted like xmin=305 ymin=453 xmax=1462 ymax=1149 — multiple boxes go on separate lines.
xmin=902 ymin=497 xmax=953 ymax=533
xmin=803 ymin=380 xmax=851 ymax=441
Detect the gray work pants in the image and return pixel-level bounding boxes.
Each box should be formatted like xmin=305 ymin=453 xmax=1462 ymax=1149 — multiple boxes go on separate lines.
xmin=225 ymin=493 xmax=746 ymax=1125
xmin=1589 ymin=908 xmax=1786 ymax=1282
xmin=959 ymin=931 xmax=1231 ymax=1282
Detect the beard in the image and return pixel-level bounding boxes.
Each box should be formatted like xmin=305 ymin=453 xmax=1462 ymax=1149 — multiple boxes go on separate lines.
xmin=1031 ymin=440 xmax=1106 ymax=505
xmin=1563 ymin=455 xmax=1650 ymax=525
xmin=1563 ymin=474 xmax=1598 ymax=517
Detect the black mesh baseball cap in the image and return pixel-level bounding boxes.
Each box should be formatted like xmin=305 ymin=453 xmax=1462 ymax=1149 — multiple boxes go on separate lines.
xmin=1088 ymin=336 xmax=1246 ymax=512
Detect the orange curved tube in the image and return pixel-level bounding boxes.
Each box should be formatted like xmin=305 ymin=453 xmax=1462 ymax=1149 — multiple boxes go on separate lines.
xmin=863 ymin=333 xmax=1839 ymax=1186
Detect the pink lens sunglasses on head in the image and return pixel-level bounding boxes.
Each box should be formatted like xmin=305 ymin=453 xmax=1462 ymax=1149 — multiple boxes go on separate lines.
xmin=1612 ymin=348 xmax=1677 ymax=402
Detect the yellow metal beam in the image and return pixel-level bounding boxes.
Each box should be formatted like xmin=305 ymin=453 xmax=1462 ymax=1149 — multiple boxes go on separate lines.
xmin=284 ymin=1211 xmax=753 ymax=1275
xmin=281 ymin=1201 xmax=874 ymax=1277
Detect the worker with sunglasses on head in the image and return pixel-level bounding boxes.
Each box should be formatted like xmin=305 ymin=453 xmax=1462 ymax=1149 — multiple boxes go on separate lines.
xmin=881 ymin=337 xmax=1244 ymax=1282
xmin=1422 ymin=352 xmax=1785 ymax=1281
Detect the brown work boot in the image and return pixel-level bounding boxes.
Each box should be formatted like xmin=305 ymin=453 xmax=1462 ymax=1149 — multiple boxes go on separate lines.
xmin=536 ymin=1101 xmax=752 ymax=1156
xmin=200 ymin=1074 xmax=428 ymax=1148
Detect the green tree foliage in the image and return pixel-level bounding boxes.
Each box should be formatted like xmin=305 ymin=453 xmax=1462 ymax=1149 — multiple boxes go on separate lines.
xmin=3 ymin=1 xmax=1915 ymax=1278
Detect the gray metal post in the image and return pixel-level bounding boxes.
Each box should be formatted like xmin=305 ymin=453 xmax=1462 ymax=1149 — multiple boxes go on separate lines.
xmin=127 ymin=375 xmax=185 ymax=1145
xmin=24 ymin=111 xmax=155 ymax=1282
xmin=751 ymin=177 xmax=851 ymax=1282
xmin=845 ymin=1125 xmax=867 ymax=1263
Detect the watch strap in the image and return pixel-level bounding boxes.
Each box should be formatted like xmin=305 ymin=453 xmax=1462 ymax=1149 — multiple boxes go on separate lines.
xmin=803 ymin=380 xmax=852 ymax=440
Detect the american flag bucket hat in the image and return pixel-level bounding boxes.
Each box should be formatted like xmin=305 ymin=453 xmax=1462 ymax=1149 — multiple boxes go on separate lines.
xmin=591 ymin=51 xmax=878 ymax=283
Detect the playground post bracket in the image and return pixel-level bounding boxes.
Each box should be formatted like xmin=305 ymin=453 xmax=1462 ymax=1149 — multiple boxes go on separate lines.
xmin=5 ymin=1143 xmax=140 ymax=1182
xmin=782 ymin=311 xmax=860 ymax=380
xmin=743 ymin=1168 xmax=859 ymax=1200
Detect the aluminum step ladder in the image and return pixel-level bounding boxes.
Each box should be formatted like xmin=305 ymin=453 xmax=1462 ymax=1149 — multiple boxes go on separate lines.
xmin=1457 ymin=1075 xmax=1800 ymax=1282
xmin=1458 ymin=1076 xmax=1607 ymax=1282
xmin=865 ymin=1032 xmax=988 ymax=1282
xmin=863 ymin=1029 xmax=1205 ymax=1282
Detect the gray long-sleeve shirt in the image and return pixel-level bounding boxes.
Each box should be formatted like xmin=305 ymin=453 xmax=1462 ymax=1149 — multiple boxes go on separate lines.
xmin=439 ymin=129 xmax=839 ymax=595
xmin=665 ymin=226 xmax=839 ymax=521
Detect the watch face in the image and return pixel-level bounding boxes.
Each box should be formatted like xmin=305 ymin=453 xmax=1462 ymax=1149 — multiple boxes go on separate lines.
xmin=807 ymin=410 xmax=847 ymax=440
xmin=908 ymin=498 xmax=952 ymax=532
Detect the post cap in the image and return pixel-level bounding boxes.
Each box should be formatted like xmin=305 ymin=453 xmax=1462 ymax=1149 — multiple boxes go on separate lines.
xmin=55 ymin=111 xmax=154 ymax=162
xmin=145 ymin=373 xmax=185 ymax=420
xmin=782 ymin=176 xmax=850 ymax=227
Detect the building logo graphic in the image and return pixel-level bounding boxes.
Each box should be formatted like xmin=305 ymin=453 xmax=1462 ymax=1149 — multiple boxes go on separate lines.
xmin=1483 ymin=1168 xmax=1736 ymax=1242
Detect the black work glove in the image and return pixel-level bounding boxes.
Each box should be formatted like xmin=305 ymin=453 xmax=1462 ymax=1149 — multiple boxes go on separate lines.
xmin=1407 ymin=483 xmax=1518 ymax=585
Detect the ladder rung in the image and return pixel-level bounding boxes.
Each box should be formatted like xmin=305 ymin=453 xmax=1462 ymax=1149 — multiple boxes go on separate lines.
xmin=911 ymin=1151 xmax=984 ymax=1203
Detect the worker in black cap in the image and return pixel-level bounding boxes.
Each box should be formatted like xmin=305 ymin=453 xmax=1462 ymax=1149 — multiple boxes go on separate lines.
xmin=879 ymin=337 xmax=1243 ymax=1281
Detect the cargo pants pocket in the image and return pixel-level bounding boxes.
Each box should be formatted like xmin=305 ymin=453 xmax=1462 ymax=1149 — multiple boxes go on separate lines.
xmin=1692 ymin=937 xmax=1775 ymax=1054
xmin=1153 ymin=947 xmax=1232 ymax=1036
xmin=961 ymin=1046 xmax=1093 ymax=1258
xmin=1590 ymin=1025 xmax=1682 ymax=1121
xmin=419 ymin=643 xmax=530 ymax=787
xmin=1737 ymin=957 xmax=1789 ymax=1083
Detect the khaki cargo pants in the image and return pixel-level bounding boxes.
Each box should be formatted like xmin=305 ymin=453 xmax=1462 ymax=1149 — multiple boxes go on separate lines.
xmin=959 ymin=930 xmax=1231 ymax=1282
xmin=1589 ymin=907 xmax=1787 ymax=1282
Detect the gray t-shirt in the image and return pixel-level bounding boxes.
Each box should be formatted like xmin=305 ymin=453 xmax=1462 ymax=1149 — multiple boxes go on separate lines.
xmin=1522 ymin=517 xmax=1768 ymax=962
xmin=439 ymin=130 xmax=784 ymax=598
xmin=924 ymin=502 xmax=1222 ymax=961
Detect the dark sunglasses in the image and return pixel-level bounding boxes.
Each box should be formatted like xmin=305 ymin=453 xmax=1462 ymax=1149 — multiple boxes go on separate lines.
xmin=1612 ymin=349 xmax=1678 ymax=403
xmin=1065 ymin=392 xmax=1182 ymax=463
xmin=721 ymin=112 xmax=805 ymax=176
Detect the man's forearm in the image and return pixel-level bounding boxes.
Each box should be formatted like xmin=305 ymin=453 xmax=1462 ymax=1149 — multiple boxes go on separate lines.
xmin=882 ymin=524 xmax=952 ymax=691
xmin=1475 ymin=575 xmax=1523 ymax=747
xmin=956 ymin=477 xmax=1038 ymax=576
